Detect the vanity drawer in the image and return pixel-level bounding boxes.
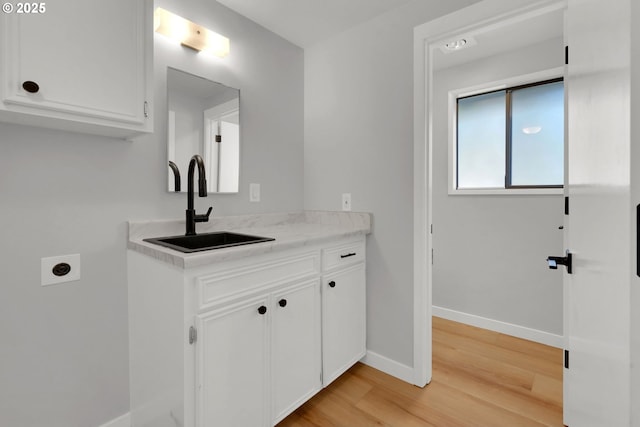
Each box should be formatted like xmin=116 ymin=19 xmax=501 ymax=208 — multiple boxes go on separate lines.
xmin=196 ymin=250 xmax=320 ymax=310
xmin=322 ymin=240 xmax=365 ymax=271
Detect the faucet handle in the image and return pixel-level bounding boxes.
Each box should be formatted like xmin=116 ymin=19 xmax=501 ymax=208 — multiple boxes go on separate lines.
xmin=195 ymin=206 xmax=213 ymax=223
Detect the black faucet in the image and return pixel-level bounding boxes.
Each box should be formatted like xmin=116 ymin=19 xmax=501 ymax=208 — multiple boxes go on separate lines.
xmin=185 ymin=154 xmax=213 ymax=236
xmin=168 ymin=161 xmax=181 ymax=192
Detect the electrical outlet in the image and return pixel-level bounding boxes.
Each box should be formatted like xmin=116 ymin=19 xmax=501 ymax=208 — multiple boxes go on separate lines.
xmin=41 ymin=254 xmax=81 ymax=286
xmin=250 ymin=183 xmax=261 ymax=202
xmin=342 ymin=193 xmax=352 ymax=211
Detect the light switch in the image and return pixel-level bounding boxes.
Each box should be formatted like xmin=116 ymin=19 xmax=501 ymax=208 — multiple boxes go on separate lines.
xmin=250 ymin=183 xmax=261 ymax=202
xmin=41 ymin=254 xmax=81 ymax=286
xmin=342 ymin=193 xmax=352 ymax=211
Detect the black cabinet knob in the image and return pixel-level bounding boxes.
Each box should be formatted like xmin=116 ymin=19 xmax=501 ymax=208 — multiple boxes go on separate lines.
xmin=328 ymin=281 xmax=336 ymax=288
xmin=278 ymin=299 xmax=287 ymax=307
xmin=257 ymin=305 xmax=267 ymax=315
xmin=22 ymin=81 xmax=40 ymax=93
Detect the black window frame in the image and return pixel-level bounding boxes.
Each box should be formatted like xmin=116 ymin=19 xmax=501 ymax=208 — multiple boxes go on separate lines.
xmin=456 ymin=77 xmax=564 ymax=190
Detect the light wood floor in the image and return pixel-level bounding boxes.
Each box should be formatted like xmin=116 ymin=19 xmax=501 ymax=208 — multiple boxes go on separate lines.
xmin=278 ymin=316 xmax=563 ymax=427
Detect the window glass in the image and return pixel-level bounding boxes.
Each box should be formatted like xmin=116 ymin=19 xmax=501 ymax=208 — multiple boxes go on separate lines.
xmin=457 ymin=91 xmax=506 ymax=189
xmin=455 ymin=78 xmax=563 ymax=191
xmin=510 ymin=81 xmax=564 ymax=186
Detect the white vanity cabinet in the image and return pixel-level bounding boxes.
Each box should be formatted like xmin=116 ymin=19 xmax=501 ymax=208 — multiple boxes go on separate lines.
xmin=195 ymin=294 xmax=270 ymax=427
xmin=0 ymin=0 xmax=153 ymax=138
xmin=271 ymin=279 xmax=322 ymax=424
xmin=128 ymin=235 xmax=365 ymax=427
xmin=321 ymin=240 xmax=367 ymax=386
xmin=195 ymin=277 xmax=321 ymax=427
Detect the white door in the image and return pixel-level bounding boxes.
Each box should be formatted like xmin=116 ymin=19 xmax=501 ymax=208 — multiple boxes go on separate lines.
xmin=196 ymin=296 xmax=270 ymax=427
xmin=271 ymin=279 xmax=321 ymax=424
xmin=322 ymin=264 xmax=366 ymax=386
xmin=563 ymin=0 xmax=631 ymax=425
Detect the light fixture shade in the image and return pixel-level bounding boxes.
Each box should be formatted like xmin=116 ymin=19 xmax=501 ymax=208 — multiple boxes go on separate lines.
xmin=154 ymin=8 xmax=230 ymax=58
xmin=522 ymin=126 xmax=542 ymax=135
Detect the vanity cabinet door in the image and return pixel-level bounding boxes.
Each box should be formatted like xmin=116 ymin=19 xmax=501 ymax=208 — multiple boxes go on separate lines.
xmin=322 ymin=263 xmax=366 ymax=386
xmin=0 ymin=0 xmax=152 ymax=137
xmin=196 ymin=296 xmax=270 ymax=427
xmin=271 ymin=279 xmax=321 ymax=425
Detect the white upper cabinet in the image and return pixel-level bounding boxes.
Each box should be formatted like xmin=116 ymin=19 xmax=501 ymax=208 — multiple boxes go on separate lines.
xmin=0 ymin=0 xmax=153 ymax=138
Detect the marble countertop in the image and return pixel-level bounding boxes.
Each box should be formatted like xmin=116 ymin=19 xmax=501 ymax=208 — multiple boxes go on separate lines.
xmin=128 ymin=211 xmax=371 ymax=269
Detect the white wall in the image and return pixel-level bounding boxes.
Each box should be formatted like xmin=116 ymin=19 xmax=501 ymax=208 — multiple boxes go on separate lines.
xmin=0 ymin=0 xmax=303 ymax=425
xmin=432 ymin=38 xmax=565 ymax=336
xmin=631 ymin=2 xmax=640 ymax=424
xmin=304 ymin=0 xmax=481 ymax=368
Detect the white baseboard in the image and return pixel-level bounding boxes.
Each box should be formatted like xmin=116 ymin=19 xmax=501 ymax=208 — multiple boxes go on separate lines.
xmin=98 ymin=413 xmax=130 ymax=427
xmin=433 ymin=306 xmax=563 ymax=348
xmin=361 ymin=350 xmax=415 ymax=384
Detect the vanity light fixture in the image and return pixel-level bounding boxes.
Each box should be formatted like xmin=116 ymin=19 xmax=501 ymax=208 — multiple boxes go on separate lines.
xmin=154 ymin=8 xmax=230 ymax=58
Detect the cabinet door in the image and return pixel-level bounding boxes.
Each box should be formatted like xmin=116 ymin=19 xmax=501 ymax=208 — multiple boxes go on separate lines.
xmin=271 ymin=279 xmax=321 ymax=424
xmin=0 ymin=0 xmax=151 ymax=132
xmin=322 ymin=263 xmax=366 ymax=386
xmin=196 ymin=296 xmax=269 ymax=427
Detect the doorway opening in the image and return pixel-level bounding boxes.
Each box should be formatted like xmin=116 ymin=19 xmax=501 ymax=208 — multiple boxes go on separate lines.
xmin=412 ymin=0 xmax=567 ymax=410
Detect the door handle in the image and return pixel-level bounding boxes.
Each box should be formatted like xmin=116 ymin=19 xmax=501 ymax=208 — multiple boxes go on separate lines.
xmin=547 ymin=251 xmax=572 ymax=274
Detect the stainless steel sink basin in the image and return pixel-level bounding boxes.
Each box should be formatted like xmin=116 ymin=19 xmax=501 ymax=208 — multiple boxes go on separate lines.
xmin=144 ymin=231 xmax=275 ymax=253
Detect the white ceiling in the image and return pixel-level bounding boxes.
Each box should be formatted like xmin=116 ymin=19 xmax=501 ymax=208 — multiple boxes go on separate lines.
xmin=216 ymin=1 xmax=563 ymax=68
xmin=216 ymin=0 xmax=413 ymax=48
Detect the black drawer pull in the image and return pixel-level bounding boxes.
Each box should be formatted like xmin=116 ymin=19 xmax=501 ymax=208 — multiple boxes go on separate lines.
xmin=278 ymin=299 xmax=287 ymax=308
xmin=328 ymin=281 xmax=336 ymax=288
xmin=340 ymin=252 xmax=356 ymax=259
xmin=257 ymin=305 xmax=267 ymax=315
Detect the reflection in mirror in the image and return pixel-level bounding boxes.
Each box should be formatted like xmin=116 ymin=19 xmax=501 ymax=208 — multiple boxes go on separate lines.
xmin=167 ymin=67 xmax=240 ymax=193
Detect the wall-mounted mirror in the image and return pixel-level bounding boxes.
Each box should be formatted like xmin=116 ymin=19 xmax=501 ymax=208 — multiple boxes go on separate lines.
xmin=167 ymin=67 xmax=240 ymax=193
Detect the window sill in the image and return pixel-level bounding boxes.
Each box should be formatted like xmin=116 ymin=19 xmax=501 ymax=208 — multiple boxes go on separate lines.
xmin=449 ymin=188 xmax=564 ymax=196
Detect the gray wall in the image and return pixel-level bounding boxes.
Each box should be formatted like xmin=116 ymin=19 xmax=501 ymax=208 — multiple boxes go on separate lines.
xmin=0 ymin=0 xmax=303 ymax=425
xmin=304 ymin=0 xmax=481 ymax=368
xmin=432 ymin=38 xmax=565 ymax=335
xmin=170 ymin=88 xmax=206 ymax=178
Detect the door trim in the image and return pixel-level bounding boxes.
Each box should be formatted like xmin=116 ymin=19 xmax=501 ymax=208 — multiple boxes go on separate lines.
xmin=412 ymin=0 xmax=567 ymax=387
